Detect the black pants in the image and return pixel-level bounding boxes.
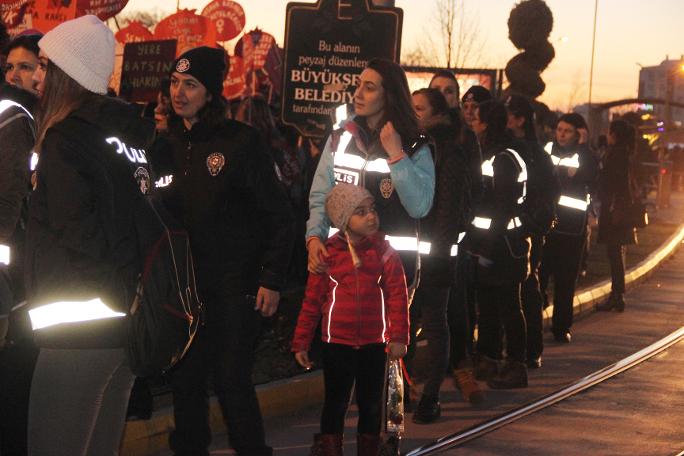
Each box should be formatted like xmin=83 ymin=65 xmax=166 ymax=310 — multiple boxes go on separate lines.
xmin=169 ymin=292 xmax=270 ymax=456
xmin=0 ymin=340 xmax=39 ymax=456
xmin=606 ymin=243 xmax=626 ymax=294
xmin=477 ymin=282 xmax=526 ymax=363
xmin=540 ymin=233 xmax=586 ymax=335
xmin=447 ymin=253 xmax=476 ymax=369
xmin=522 ymin=235 xmax=544 ymax=360
xmin=321 ymin=343 xmax=386 ymax=435
xmin=412 ymin=285 xmax=450 ymax=398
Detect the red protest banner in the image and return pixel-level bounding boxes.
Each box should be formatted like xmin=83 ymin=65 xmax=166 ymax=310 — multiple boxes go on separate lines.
xmin=200 ymin=0 xmax=245 ymax=42
xmin=32 ymin=0 xmax=77 ymax=33
xmin=235 ymin=29 xmax=275 ymax=72
xmin=0 ymin=0 xmax=31 ymax=13
xmin=115 ymin=20 xmax=153 ymax=44
xmin=2 ymin=2 xmax=31 ymax=33
xmin=154 ymin=9 xmax=217 ymax=56
xmin=223 ymin=54 xmax=245 ymax=100
xmin=76 ymin=0 xmax=128 ymax=21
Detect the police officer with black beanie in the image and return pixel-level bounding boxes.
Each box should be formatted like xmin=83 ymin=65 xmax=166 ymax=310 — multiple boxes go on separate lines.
xmin=152 ymin=46 xmax=295 ymax=456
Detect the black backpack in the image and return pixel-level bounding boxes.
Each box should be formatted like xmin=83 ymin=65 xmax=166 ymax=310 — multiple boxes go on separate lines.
xmin=520 ymin=142 xmax=560 ymax=235
xmin=126 ymin=195 xmax=203 ymax=377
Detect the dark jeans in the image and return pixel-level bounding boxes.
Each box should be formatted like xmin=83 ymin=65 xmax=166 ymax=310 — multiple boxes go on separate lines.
xmin=412 ymin=285 xmax=450 ymax=398
xmin=523 ymin=235 xmax=544 ymax=360
xmin=169 ymin=292 xmax=271 ymax=456
xmin=607 ymin=243 xmax=626 ymax=294
xmin=540 ymin=233 xmax=586 ymax=335
xmin=321 ymin=343 xmax=386 ymax=435
xmin=477 ymin=282 xmax=527 ymax=363
xmin=447 ymin=253 xmax=476 ymax=369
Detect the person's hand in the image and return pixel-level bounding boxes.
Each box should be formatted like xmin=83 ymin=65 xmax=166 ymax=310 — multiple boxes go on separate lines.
xmin=388 ymin=342 xmax=407 ymax=361
xmin=255 ymin=287 xmax=280 ymax=317
xmin=379 ymin=121 xmax=405 ymax=160
xmin=307 ymin=237 xmax=329 ymax=274
xmin=295 ymin=351 xmax=313 ymax=369
xmin=567 ymin=167 xmax=578 ymax=178
xmin=578 ymin=128 xmax=589 ymax=145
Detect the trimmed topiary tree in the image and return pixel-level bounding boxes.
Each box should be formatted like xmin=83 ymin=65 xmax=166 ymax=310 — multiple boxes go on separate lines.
xmin=505 ymin=0 xmax=554 ymax=99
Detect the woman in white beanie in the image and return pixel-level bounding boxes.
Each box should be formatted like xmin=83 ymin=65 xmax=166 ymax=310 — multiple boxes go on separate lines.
xmin=24 ymin=15 xmax=155 ymax=455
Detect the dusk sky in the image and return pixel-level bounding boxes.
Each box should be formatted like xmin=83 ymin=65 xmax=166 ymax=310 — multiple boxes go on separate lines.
xmin=119 ymin=0 xmax=683 ymax=110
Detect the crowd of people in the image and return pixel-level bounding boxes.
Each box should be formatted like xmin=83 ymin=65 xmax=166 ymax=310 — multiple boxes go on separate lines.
xmin=0 ymin=14 xmax=649 ymax=456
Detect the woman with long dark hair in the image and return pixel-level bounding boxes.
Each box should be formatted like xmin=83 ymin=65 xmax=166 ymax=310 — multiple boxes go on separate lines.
xmin=466 ymin=100 xmax=530 ymax=389
xmin=410 ymin=88 xmax=474 ymax=421
xmin=306 ymin=58 xmax=434 ymax=279
xmin=597 ymin=120 xmax=638 ymax=312
xmin=25 ymin=15 xmax=154 ymax=455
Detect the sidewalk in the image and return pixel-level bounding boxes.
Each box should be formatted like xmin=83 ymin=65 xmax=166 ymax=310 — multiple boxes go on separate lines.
xmin=122 ymin=192 xmax=684 ymax=456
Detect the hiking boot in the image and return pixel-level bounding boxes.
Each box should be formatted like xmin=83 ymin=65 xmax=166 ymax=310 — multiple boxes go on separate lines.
xmin=474 ymin=355 xmax=498 ymax=381
xmin=310 ymin=434 xmax=343 ymax=456
xmin=453 ymin=368 xmax=485 ymax=403
xmin=357 ymin=433 xmax=381 ymax=456
xmin=412 ymin=395 xmax=441 ymax=424
xmin=487 ymin=360 xmax=528 ymax=389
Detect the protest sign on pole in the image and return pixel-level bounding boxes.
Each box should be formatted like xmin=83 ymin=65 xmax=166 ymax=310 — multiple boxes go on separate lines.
xmin=119 ymin=39 xmax=177 ymax=103
xmin=282 ymin=0 xmax=403 ymax=137
xmin=154 ymin=9 xmax=217 ymax=56
xmin=76 ymin=0 xmax=128 ymax=21
xmin=115 ymin=20 xmax=153 ymax=44
xmin=201 ymin=0 xmax=245 ymax=42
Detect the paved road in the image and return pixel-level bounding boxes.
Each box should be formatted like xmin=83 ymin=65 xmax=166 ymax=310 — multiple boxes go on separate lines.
xmin=201 ymin=237 xmax=684 ymax=455
xmin=451 ymin=338 xmax=684 ymax=456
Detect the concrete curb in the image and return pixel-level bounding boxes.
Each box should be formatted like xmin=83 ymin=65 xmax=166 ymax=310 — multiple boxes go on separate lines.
xmin=121 ymin=224 xmax=684 ymax=455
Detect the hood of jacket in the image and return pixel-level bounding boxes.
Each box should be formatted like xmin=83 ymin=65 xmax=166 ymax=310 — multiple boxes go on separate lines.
xmin=67 ymin=95 xmax=155 ymax=149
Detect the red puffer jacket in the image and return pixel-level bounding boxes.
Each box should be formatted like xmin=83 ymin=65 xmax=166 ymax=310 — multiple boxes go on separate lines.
xmin=291 ymin=232 xmax=409 ymax=352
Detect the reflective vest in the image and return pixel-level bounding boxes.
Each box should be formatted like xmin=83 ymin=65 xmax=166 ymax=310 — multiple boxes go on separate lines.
xmin=0 ymin=99 xmax=35 ymax=268
xmin=470 ymin=148 xmax=528 ymax=236
xmin=331 ymin=128 xmax=424 ymax=256
xmin=28 ymin=298 xmax=125 ymax=330
xmin=544 ymin=142 xmax=591 ymax=235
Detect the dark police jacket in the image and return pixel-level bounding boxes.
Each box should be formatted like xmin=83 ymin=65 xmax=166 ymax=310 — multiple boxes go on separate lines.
xmin=25 ymin=96 xmax=154 ymax=348
xmin=151 ymin=117 xmax=295 ymax=294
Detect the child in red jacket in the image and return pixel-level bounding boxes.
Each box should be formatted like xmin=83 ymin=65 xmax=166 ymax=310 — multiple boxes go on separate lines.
xmin=292 ymin=183 xmax=409 ymax=456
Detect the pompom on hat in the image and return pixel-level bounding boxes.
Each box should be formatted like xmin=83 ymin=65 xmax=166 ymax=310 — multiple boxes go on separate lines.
xmin=38 ymin=15 xmax=115 ymax=95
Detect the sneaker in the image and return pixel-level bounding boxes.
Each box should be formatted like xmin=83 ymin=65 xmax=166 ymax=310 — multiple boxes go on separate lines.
xmin=474 ymin=355 xmax=498 ymax=381
xmin=487 ymin=360 xmax=528 ymax=389
xmin=412 ymin=395 xmax=441 ymax=424
xmin=453 ymin=368 xmax=485 ymax=403
xmin=526 ymin=355 xmax=542 ymax=369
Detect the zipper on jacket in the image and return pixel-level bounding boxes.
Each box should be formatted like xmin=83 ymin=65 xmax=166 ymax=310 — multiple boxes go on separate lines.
xmin=355 ymin=265 xmax=361 ymax=343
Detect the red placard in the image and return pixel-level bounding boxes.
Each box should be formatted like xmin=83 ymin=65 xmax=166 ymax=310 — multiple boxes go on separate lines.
xmin=76 ymin=0 xmax=128 ymax=21
xmin=154 ymin=9 xmax=217 ymax=56
xmin=0 ymin=0 xmax=31 ymax=13
xmin=201 ymin=0 xmax=245 ymax=42
xmin=115 ymin=21 xmax=153 ymax=44
xmin=223 ymin=54 xmax=245 ymax=100
xmin=235 ymin=29 xmax=275 ymax=72
xmin=32 ymin=0 xmax=78 ymax=34
xmin=2 ymin=2 xmax=31 ymax=32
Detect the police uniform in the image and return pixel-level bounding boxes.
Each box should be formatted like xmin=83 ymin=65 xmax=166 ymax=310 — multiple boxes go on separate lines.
xmin=153 ymin=115 xmax=295 ymax=456
xmin=465 ymin=140 xmax=530 ymax=367
xmin=539 ymin=141 xmax=598 ymax=340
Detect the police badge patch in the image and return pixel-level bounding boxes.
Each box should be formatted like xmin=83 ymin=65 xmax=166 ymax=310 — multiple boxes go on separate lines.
xmin=134 ymin=167 xmax=150 ymax=194
xmin=380 ymin=178 xmax=394 ymax=199
xmin=176 ymin=58 xmax=190 ymax=73
xmin=206 ymin=152 xmax=226 ymax=176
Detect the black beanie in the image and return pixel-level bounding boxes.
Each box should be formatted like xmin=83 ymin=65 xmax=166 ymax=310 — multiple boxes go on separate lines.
xmin=462 ymin=85 xmax=492 ymax=104
xmin=172 ymin=46 xmax=227 ymax=99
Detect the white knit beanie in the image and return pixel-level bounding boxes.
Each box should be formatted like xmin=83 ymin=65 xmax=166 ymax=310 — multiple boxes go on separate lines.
xmin=38 ymin=15 xmax=115 ymax=95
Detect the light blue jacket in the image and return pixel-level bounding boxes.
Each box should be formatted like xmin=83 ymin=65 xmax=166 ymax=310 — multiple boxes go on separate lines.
xmin=306 ymin=135 xmax=435 ymax=240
